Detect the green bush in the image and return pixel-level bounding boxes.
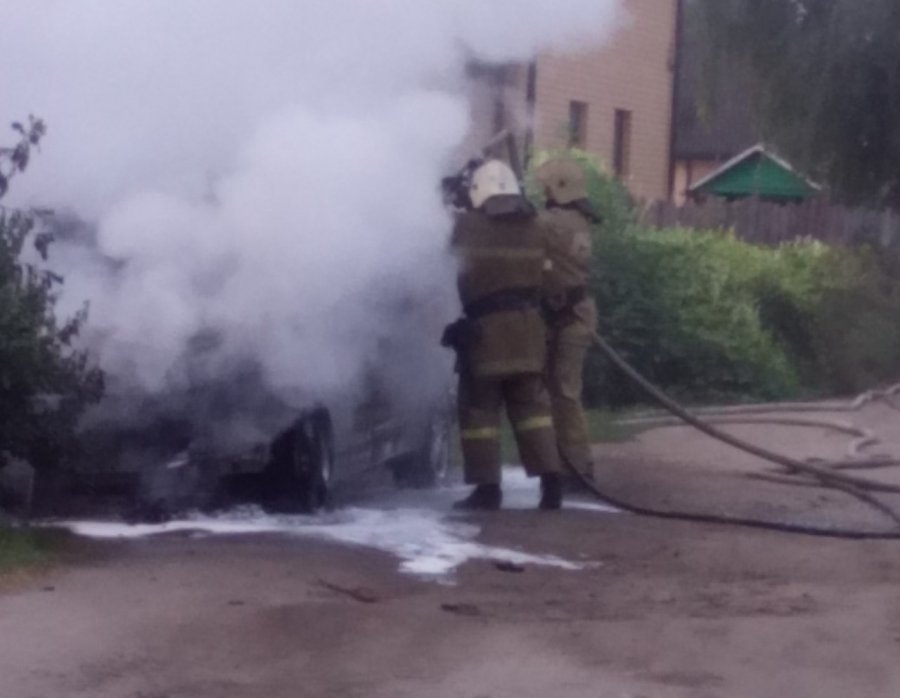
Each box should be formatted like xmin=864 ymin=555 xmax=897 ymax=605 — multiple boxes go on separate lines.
xmin=589 ymin=226 xmax=801 ymax=404
xmin=0 ymin=121 xmax=104 ymax=474
xmin=589 ymin=226 xmax=900 ymax=405
xmin=529 ymin=151 xmax=900 ymax=405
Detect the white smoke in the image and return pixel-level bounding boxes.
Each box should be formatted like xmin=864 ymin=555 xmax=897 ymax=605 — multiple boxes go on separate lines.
xmin=0 ymin=1 xmax=622 ymax=418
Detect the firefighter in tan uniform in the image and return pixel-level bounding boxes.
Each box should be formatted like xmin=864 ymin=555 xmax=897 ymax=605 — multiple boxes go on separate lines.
xmin=444 ymin=160 xmax=563 ymax=511
xmin=535 ymin=157 xmax=601 ymax=480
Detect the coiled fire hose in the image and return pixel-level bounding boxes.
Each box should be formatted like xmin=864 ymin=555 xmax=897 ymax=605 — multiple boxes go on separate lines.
xmin=562 ymin=331 xmax=900 ymax=540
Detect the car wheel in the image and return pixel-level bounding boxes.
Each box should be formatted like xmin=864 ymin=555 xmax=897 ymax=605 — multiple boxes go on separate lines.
xmin=391 ymin=416 xmax=452 ymax=489
xmin=294 ymin=408 xmax=334 ymax=513
xmin=267 ymin=407 xmax=334 ymax=513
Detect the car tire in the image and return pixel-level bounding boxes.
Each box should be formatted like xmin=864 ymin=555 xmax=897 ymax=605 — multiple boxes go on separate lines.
xmin=267 ymin=407 xmax=334 ymax=513
xmin=391 ymin=416 xmax=452 ymax=489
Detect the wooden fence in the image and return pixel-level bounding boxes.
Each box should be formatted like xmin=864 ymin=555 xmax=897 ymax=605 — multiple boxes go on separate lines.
xmin=641 ymin=197 xmax=900 ymax=249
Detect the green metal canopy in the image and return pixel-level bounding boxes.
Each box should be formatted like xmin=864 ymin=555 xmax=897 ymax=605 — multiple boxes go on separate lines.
xmin=688 ymin=145 xmax=820 ymax=203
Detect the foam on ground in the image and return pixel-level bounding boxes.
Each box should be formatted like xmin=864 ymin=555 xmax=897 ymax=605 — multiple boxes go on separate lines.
xmin=51 ymin=467 xmax=615 ymax=580
xmin=57 ymin=506 xmax=585 ymax=579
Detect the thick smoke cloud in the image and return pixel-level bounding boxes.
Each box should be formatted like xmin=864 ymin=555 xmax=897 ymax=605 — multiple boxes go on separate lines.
xmin=0 ymin=1 xmax=622 ymax=426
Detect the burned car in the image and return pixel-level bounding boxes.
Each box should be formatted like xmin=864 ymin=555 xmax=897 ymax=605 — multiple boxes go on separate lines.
xmin=65 ymin=330 xmax=455 ymax=520
xmin=42 ymin=211 xmax=459 ymax=520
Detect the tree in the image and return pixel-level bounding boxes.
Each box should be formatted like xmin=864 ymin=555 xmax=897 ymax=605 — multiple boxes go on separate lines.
xmin=0 ymin=118 xmax=103 ymax=472
xmin=694 ymin=0 xmax=900 ymax=209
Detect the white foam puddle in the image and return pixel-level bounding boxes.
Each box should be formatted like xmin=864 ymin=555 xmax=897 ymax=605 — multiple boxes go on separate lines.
xmin=564 ymin=500 xmax=621 ymax=513
xmin=51 ymin=467 xmax=615 ymax=581
xmin=55 ymin=506 xmax=584 ymax=580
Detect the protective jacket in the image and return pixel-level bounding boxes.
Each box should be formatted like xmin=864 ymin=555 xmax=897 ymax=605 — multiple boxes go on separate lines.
xmin=540 ymin=204 xmax=595 ymax=325
xmin=451 ymin=196 xmax=547 ymax=377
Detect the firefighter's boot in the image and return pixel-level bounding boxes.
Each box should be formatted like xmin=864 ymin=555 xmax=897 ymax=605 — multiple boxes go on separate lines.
xmin=539 ymin=473 xmax=563 ymax=511
xmin=453 ymin=484 xmax=502 ymax=511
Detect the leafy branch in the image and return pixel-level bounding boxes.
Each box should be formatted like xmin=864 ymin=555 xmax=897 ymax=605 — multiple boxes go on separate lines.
xmin=0 ymin=119 xmax=104 ymax=473
xmin=0 ymin=115 xmax=46 ymax=201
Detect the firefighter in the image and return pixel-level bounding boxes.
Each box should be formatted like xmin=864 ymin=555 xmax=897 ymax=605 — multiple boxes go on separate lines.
xmin=535 ymin=156 xmax=602 ymax=481
xmin=444 ymin=159 xmax=563 ymax=511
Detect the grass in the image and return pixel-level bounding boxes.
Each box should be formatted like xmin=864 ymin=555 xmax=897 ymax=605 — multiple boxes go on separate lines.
xmin=585 ymin=409 xmax=637 ymax=443
xmin=0 ymin=526 xmax=74 ymax=574
xmin=0 ymin=527 xmax=46 ymax=571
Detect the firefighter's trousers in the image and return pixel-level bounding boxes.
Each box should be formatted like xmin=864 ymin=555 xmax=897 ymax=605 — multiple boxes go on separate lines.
xmin=457 ymin=370 xmax=561 ymax=485
xmin=546 ymin=299 xmax=597 ymax=476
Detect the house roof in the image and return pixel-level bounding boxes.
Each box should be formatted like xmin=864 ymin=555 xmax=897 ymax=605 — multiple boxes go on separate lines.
xmin=688 ymin=144 xmax=821 ymax=202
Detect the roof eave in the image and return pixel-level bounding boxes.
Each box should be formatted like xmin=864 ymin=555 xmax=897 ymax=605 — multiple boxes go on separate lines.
xmin=687 ymin=143 xmax=822 ymax=195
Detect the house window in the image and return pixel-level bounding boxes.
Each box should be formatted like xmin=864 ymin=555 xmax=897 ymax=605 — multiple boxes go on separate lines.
xmin=613 ymin=109 xmax=632 ymax=178
xmin=568 ymin=101 xmax=588 ymax=148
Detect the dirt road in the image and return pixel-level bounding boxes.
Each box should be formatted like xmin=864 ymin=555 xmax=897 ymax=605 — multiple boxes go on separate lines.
xmin=1 ymin=509 xmax=899 ymax=698
xmin=3 ymin=402 xmax=900 ymax=697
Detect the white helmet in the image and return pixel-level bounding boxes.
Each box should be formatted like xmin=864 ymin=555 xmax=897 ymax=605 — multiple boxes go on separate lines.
xmin=468 ymin=159 xmax=520 ymax=209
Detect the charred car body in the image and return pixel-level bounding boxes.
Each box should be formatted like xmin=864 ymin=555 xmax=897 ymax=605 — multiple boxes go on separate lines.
xmin=69 ymin=354 xmax=454 ymax=520
xmin=60 ymin=290 xmax=456 ymax=520
xmin=44 ymin=194 xmax=459 ymax=521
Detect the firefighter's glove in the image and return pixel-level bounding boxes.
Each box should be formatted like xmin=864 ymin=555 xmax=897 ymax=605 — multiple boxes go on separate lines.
xmin=441 ymin=318 xmax=481 ymax=352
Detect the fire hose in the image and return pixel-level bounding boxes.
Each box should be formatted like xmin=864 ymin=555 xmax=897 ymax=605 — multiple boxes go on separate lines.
xmin=562 ymin=331 xmax=900 ymax=540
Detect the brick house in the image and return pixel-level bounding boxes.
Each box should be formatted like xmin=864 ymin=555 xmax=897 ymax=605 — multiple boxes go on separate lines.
xmin=464 ymin=0 xmax=682 ymax=202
